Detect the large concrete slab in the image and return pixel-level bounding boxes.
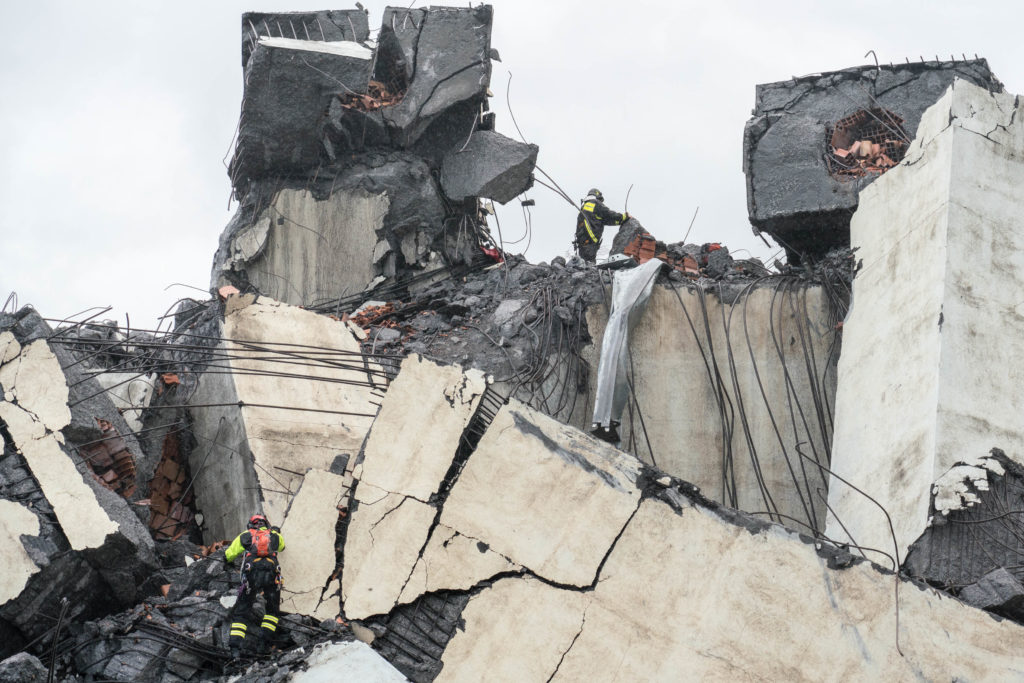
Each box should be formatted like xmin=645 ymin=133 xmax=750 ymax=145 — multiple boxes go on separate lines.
xmin=187 ymin=296 xmax=383 ymax=541
xmin=440 ymin=401 xmax=643 ymax=587
xmin=441 ymin=496 xmax=1024 ymax=681
xmin=279 ymin=468 xmax=348 ymax=619
xmin=361 ymin=354 xmax=486 ymax=501
xmin=342 ymin=484 xmax=436 ymax=620
xmin=827 ymin=80 xmax=1024 ymax=559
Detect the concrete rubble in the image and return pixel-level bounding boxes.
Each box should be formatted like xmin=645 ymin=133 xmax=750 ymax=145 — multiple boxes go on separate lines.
xmin=7 ymin=4 xmax=1024 ymax=681
xmin=743 ymin=59 xmax=1001 ymax=261
xmin=0 ymin=308 xmax=158 ymax=660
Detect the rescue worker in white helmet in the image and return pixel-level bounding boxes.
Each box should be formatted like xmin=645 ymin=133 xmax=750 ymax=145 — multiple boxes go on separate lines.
xmin=574 ymin=188 xmax=629 ymax=264
xmin=224 ymin=513 xmax=285 ymax=658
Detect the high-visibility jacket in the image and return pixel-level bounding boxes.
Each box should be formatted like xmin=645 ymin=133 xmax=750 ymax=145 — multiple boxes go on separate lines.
xmin=225 ymin=526 xmax=285 ymax=569
xmin=576 ymin=198 xmax=628 ymax=246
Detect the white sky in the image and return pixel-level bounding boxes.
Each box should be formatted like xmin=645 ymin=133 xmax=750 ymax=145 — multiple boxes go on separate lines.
xmin=2 ymin=1 xmax=1020 ymax=330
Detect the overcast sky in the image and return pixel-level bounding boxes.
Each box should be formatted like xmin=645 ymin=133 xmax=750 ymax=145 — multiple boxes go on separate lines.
xmin=2 ymin=1 xmax=1020 ymax=330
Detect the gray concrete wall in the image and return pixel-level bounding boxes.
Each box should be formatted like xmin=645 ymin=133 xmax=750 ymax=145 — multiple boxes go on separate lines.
xmin=827 ymin=80 xmax=1024 ymax=560
xmin=582 ymin=280 xmax=839 ymax=532
xmin=230 ymin=187 xmax=388 ymax=306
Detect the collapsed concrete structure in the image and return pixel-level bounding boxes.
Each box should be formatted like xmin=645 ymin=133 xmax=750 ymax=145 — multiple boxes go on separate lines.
xmin=214 ymin=6 xmax=538 ymax=307
xmin=6 ymin=4 xmax=1024 ymax=681
xmin=744 ymin=59 xmax=1001 ymax=261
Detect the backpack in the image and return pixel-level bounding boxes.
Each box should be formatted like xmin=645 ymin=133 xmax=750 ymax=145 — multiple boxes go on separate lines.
xmin=249 ymin=528 xmax=274 ymax=558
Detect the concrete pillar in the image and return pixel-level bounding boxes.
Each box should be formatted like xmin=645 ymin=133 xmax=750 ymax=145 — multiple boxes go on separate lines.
xmin=827 ymin=80 xmax=1024 ymax=561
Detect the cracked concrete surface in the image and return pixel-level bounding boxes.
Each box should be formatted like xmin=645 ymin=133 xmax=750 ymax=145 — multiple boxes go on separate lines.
xmin=0 ymin=340 xmax=118 ymax=551
xmin=343 ymin=484 xmax=436 ymax=619
xmin=279 ymin=468 xmax=349 ymax=619
xmin=442 ymin=496 xmax=1024 ymax=681
xmin=440 ymin=402 xmax=642 ymax=588
xmin=361 ymin=355 xmax=485 ymax=501
xmin=0 ymin=500 xmax=40 ymax=603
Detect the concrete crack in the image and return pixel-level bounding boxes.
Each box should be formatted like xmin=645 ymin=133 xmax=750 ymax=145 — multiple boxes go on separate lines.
xmin=546 ymin=601 xmax=589 ymax=683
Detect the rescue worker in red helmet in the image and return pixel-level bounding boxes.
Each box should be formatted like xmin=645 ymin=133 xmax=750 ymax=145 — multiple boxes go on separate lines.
xmin=224 ymin=513 xmax=286 ymax=658
xmin=574 ymin=188 xmax=629 ymax=264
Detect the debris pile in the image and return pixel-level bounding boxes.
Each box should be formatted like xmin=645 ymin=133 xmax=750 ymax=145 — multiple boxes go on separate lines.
xmin=743 ymin=59 xmax=1001 ymax=262
xmin=825 ymin=108 xmax=908 ymax=177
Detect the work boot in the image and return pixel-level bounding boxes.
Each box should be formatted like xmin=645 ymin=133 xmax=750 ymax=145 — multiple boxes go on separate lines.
xmin=230 ymin=646 xmax=240 ymax=660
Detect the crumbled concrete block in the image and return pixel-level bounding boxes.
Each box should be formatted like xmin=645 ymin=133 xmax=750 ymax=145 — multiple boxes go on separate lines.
xmin=440 ymin=131 xmax=538 ymax=204
xmin=0 ymin=652 xmax=46 ymax=683
xmin=380 ymin=6 xmax=493 ymax=148
xmin=959 ymin=567 xmax=1024 ymax=621
xmin=230 ymin=39 xmax=373 ymax=185
xmin=743 ymin=60 xmax=1001 ymax=260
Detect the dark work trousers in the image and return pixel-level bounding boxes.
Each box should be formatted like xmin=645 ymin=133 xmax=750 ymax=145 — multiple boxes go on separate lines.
xmin=228 ymin=562 xmax=281 ymax=652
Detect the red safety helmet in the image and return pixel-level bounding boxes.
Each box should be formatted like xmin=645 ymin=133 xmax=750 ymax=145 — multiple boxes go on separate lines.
xmin=247 ymin=514 xmax=269 ymax=530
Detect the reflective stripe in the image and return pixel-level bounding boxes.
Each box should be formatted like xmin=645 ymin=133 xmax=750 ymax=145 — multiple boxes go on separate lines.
xmin=583 ymin=202 xmax=596 ymax=212
xmin=231 ymin=622 xmax=247 ymax=631
xmin=230 ymin=630 xmax=247 ymax=638
xmin=261 ymin=623 xmax=278 ymax=632
xmin=262 ymin=614 xmax=279 ymax=623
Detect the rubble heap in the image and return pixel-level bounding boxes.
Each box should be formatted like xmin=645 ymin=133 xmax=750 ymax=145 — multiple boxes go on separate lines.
xmin=743 ymin=59 xmax=1001 ymax=262
xmin=213 ymin=6 xmax=539 ymax=308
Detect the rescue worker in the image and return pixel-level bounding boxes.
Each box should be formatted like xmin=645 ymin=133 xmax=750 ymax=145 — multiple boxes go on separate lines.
xmin=575 ymin=188 xmax=629 ymax=264
xmin=224 ymin=513 xmax=285 ymax=658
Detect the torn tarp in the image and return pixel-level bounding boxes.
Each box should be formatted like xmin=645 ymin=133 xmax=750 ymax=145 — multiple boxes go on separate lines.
xmin=591 ymin=258 xmax=664 ymax=442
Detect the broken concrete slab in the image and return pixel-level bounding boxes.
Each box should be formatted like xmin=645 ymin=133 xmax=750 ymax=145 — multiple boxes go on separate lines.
xmin=0 ymin=501 xmax=40 ymax=604
xmin=230 ymin=38 xmax=373 ymax=186
xmin=442 ymin=494 xmax=1024 ymax=681
xmin=380 ymin=6 xmax=493 ymax=148
xmin=827 ymin=80 xmax=1024 ymax=559
xmin=186 ymin=296 xmax=384 ymax=541
xmin=440 ymin=401 xmax=643 ymax=587
xmin=0 ymin=310 xmax=158 ymax=658
xmin=342 ymin=484 xmax=436 ymax=620
xmin=279 ymin=468 xmax=349 ymax=619
xmin=360 ymin=354 xmax=486 ymax=501
xmin=291 ymin=640 xmax=407 ymax=683
xmin=743 ymin=60 xmax=1001 ymax=261
xmin=440 ymin=131 xmax=538 ymax=204
xmin=436 ymin=576 xmax=590 ymax=683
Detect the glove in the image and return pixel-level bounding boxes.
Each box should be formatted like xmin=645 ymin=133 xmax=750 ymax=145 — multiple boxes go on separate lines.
xmin=623 ymin=212 xmax=631 ymax=221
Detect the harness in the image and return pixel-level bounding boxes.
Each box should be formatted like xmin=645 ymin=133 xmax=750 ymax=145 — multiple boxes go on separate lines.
xmin=239 ymin=528 xmax=282 ymax=591
xmin=577 ymin=201 xmax=600 ymax=244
